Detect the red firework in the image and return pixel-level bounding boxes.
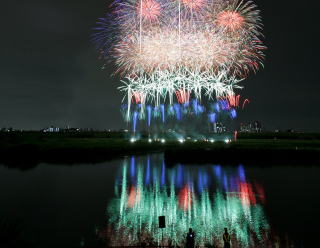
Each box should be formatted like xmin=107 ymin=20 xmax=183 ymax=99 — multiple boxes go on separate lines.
xmin=132 ymin=91 xmax=142 ymax=103
xmin=137 ymin=0 xmax=161 ymax=21
xmin=227 ymin=93 xmax=240 ymax=107
xmin=127 ymin=186 xmax=136 ymax=207
xmin=127 ymin=186 xmax=141 ymax=207
xmin=216 ymin=11 xmax=245 ymax=32
xmin=242 ymin=99 xmax=249 ymax=109
xmin=239 ymin=182 xmax=256 ymax=206
xmin=175 ymin=89 xmax=190 ymax=103
xmin=178 ymin=185 xmax=192 ymax=210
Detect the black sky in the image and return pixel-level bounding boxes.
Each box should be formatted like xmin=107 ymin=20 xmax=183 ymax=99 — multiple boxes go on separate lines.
xmin=1 ymin=0 xmax=319 ymax=131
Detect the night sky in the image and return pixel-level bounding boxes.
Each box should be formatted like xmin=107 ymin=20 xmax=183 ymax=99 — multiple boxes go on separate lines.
xmin=2 ymin=0 xmax=319 ymax=131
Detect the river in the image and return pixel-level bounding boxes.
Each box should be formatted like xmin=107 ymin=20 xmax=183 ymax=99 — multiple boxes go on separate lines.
xmin=1 ymin=154 xmax=319 ymax=247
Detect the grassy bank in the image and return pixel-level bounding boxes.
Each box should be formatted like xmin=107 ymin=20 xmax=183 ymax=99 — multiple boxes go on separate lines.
xmin=0 ymin=132 xmax=162 ymax=168
xmin=165 ymin=138 xmax=320 ymax=165
xmin=0 ymin=131 xmax=320 ymax=168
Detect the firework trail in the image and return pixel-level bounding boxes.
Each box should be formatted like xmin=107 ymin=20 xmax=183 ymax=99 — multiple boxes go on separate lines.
xmin=121 ymin=94 xmax=248 ymax=133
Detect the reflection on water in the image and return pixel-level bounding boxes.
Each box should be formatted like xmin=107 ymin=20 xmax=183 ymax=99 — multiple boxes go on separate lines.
xmin=105 ymin=155 xmax=271 ymax=247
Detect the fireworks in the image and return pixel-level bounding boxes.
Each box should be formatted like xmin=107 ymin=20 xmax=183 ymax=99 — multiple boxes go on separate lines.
xmin=105 ymin=156 xmax=269 ymax=247
xmin=137 ymin=0 xmax=161 ymax=20
xmin=93 ymin=0 xmax=265 ymax=116
xmin=181 ymin=0 xmax=205 ymax=10
xmin=121 ymin=95 xmax=247 ymax=132
xmin=216 ymin=11 xmax=245 ymax=31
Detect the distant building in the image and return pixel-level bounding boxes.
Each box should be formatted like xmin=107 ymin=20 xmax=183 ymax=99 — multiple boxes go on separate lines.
xmin=215 ymin=122 xmax=227 ymax=133
xmin=43 ymin=126 xmax=60 ymax=132
xmin=66 ymin=128 xmax=80 ymax=132
xmin=240 ymin=121 xmax=262 ymax=133
xmin=1 ymin=127 xmax=13 ymax=132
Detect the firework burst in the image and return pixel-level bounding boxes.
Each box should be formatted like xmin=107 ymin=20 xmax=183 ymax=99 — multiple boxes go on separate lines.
xmin=93 ymin=0 xmax=265 ymax=112
xmin=137 ymin=0 xmax=162 ymax=21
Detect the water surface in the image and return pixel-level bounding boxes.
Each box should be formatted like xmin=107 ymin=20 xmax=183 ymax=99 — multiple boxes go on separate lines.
xmin=1 ymin=155 xmax=319 ymax=247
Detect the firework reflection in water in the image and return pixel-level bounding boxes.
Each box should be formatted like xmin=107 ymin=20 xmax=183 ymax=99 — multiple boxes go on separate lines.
xmin=104 ymin=155 xmax=271 ymax=247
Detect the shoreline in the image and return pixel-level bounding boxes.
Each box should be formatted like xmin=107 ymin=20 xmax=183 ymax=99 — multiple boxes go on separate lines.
xmin=1 ymin=132 xmax=320 ymax=168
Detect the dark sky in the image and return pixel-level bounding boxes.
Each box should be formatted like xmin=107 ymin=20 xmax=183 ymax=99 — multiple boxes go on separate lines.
xmin=2 ymin=0 xmax=319 ymax=131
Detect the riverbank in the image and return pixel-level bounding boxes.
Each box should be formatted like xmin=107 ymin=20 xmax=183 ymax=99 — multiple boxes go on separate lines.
xmin=164 ymin=139 xmax=320 ymax=165
xmin=1 ymin=131 xmax=320 ymax=168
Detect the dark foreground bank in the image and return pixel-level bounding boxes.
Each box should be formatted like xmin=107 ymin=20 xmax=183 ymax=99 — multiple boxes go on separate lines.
xmin=1 ymin=131 xmax=320 ymax=168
